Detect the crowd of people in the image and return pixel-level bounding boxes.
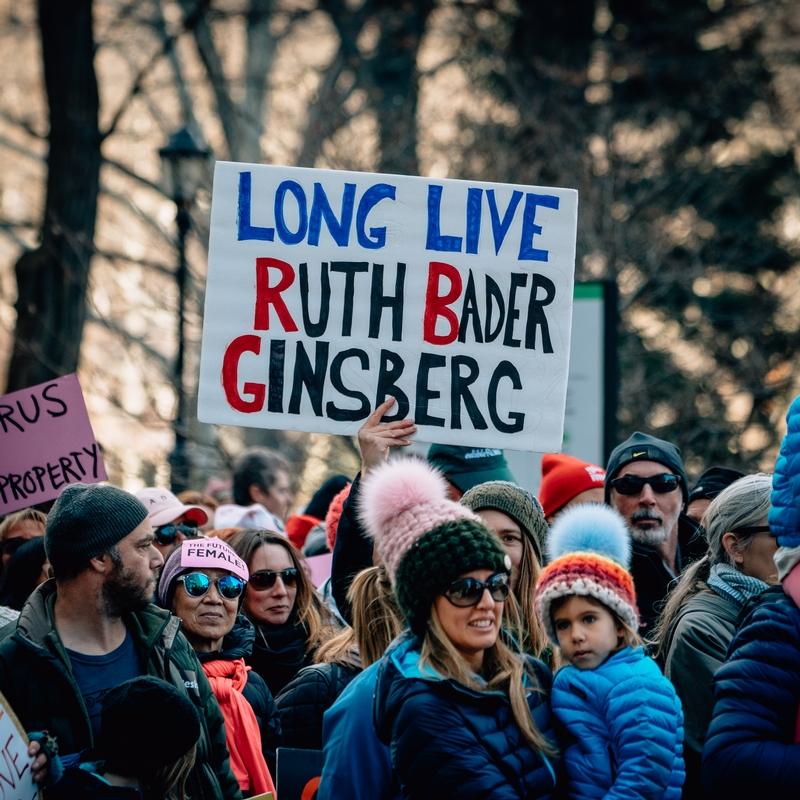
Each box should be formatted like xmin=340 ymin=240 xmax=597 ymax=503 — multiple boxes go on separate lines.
xmin=1 ymin=394 xmax=800 ymax=798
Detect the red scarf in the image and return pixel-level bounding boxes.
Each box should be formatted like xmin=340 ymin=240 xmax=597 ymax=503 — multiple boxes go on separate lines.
xmin=202 ymin=657 xmax=276 ymax=796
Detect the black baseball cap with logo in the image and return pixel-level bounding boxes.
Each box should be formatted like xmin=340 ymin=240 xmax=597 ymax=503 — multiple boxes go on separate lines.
xmin=604 ymin=431 xmax=688 ymax=507
xmin=427 ymin=444 xmax=516 ymax=493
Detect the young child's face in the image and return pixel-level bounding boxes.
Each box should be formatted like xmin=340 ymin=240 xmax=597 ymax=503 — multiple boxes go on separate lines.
xmin=553 ymin=596 xmax=623 ymax=670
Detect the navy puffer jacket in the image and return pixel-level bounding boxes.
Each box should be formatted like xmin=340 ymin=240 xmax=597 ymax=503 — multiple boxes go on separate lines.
xmin=702 ymin=588 xmax=800 ymax=792
xmin=374 ymin=636 xmax=559 ymax=800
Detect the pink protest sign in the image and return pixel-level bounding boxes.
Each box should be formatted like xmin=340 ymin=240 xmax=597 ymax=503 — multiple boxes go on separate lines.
xmin=0 ymin=374 xmax=107 ymax=515
xmin=180 ymin=538 xmax=249 ymax=581
xmin=306 ymin=553 xmax=333 ymax=588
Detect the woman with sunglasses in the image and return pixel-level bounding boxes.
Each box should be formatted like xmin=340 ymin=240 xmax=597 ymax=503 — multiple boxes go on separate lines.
xmin=362 ymin=458 xmax=559 ymax=800
xmin=653 ymin=474 xmax=774 ymax=800
xmin=0 ymin=508 xmax=46 ymax=578
xmin=157 ymin=537 xmax=279 ymax=798
xmin=230 ymin=529 xmax=337 ymax=697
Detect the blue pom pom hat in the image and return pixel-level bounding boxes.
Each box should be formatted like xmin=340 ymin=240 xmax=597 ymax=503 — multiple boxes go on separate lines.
xmin=535 ymin=504 xmax=639 ymax=643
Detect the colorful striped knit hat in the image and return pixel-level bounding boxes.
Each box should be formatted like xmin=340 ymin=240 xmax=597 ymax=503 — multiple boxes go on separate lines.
xmin=535 ymin=503 xmax=638 ymax=643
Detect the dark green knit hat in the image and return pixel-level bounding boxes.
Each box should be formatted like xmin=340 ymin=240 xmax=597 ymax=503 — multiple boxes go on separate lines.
xmin=460 ymin=480 xmax=548 ymax=563
xmin=45 ymin=483 xmax=149 ymax=576
xmin=394 ymin=518 xmax=509 ymax=638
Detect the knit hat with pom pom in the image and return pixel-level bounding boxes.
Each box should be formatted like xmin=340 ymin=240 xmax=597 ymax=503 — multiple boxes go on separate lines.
xmin=359 ymin=458 xmax=510 ymax=637
xmin=535 ymin=503 xmax=638 ymax=643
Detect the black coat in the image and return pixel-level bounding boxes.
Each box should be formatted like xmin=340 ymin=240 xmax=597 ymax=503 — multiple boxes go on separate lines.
xmin=246 ymin=614 xmax=315 ymax=698
xmin=196 ymin=615 xmax=282 ymax=776
xmin=275 ymin=661 xmax=360 ymax=750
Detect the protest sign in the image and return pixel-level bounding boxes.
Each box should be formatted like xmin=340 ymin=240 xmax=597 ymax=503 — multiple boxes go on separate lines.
xmin=0 ymin=692 xmax=39 ymax=800
xmin=276 ymin=747 xmax=323 ymax=800
xmin=306 ymin=552 xmax=333 ymax=588
xmin=199 ymin=163 xmax=578 ymax=452
xmin=0 ymin=374 xmax=107 ymax=515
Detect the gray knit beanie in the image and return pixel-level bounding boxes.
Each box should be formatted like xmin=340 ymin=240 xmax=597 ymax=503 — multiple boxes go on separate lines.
xmin=45 ymin=483 xmax=149 ymax=576
xmin=461 ymin=480 xmax=548 ymax=563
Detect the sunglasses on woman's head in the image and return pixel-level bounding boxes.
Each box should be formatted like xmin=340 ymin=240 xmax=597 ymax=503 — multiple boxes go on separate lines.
xmin=443 ymin=572 xmax=510 ymax=608
xmin=248 ymin=568 xmax=300 ymax=591
xmin=608 ymin=474 xmax=681 ymax=496
xmin=176 ymin=572 xmax=245 ymax=599
xmin=154 ymin=521 xmax=198 ymax=546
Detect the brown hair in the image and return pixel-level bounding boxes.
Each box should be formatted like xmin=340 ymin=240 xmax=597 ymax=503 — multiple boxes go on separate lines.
xmin=420 ymin=603 xmax=557 ymax=757
xmin=510 ymin=533 xmax=548 ymax=658
xmin=550 ymin=594 xmax=643 ymax=652
xmin=316 ymin=566 xmax=404 ymax=668
xmin=176 ymin=491 xmax=219 ymax=512
xmin=0 ymin=508 xmax=47 ymax=542
xmin=230 ymin=528 xmax=335 ymax=653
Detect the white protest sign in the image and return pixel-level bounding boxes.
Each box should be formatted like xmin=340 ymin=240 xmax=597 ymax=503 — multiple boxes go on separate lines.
xmin=199 ymin=163 xmax=578 ymax=452
xmin=0 ymin=692 xmax=39 ymax=800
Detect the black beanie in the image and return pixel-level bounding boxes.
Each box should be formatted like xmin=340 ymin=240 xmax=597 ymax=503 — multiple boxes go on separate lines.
xmin=688 ymin=467 xmax=745 ymax=505
xmin=45 ymin=483 xmax=149 ymax=576
xmin=394 ymin=518 xmax=509 ymax=638
xmin=102 ymin=676 xmax=201 ymax=775
xmin=604 ymin=432 xmax=688 ymax=507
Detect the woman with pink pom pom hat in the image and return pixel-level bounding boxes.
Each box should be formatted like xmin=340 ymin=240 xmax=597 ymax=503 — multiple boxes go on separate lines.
xmin=361 ymin=456 xmax=560 ymax=800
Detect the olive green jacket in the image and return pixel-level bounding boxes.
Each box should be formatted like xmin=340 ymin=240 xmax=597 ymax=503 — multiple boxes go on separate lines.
xmin=0 ymin=580 xmax=242 ymax=800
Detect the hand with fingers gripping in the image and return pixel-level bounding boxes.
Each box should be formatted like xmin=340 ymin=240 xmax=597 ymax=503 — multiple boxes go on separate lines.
xmin=358 ymin=398 xmax=417 ymax=477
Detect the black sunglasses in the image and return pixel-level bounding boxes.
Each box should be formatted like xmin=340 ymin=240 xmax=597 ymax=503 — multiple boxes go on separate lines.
xmin=176 ymin=572 xmax=245 ymax=600
xmin=154 ymin=522 xmax=198 ymax=546
xmin=1 ymin=537 xmax=28 ymax=556
xmin=609 ymin=474 xmax=681 ymax=496
xmin=249 ymin=568 xmax=300 ymax=591
xmin=443 ymin=572 xmax=510 ymax=608
xmin=731 ymin=525 xmax=772 ymax=536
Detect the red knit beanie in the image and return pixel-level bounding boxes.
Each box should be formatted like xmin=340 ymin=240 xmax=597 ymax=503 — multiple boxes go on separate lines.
xmin=539 ymin=454 xmax=606 ymax=518
xmin=325 ymin=483 xmax=351 ymax=552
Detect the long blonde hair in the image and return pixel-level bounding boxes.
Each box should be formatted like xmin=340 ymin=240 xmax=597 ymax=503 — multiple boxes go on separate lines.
xmin=420 ymin=604 xmax=557 ymax=757
xmin=315 ymin=565 xmax=404 ymax=668
xmin=230 ymin=528 xmax=335 ymax=653
xmin=510 ymin=534 xmax=548 ymax=658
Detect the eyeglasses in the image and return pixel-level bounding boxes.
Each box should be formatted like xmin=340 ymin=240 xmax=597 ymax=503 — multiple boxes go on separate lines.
xmin=731 ymin=525 xmax=772 ymax=536
xmin=248 ymin=568 xmax=300 ymax=591
xmin=442 ymin=572 xmax=510 ymax=608
xmin=176 ymin=572 xmax=245 ymax=600
xmin=1 ymin=537 xmax=28 ymax=556
xmin=609 ymin=474 xmax=681 ymax=496
xmin=154 ymin=522 xmax=198 ymax=546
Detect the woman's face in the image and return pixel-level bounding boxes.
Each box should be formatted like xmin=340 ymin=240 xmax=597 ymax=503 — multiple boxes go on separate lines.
xmin=244 ymin=543 xmax=298 ymax=626
xmin=734 ymin=519 xmax=779 ymax=584
xmin=477 ymin=509 xmax=525 ymax=591
xmin=433 ymin=568 xmax=504 ymax=673
xmin=170 ymin=568 xmax=239 ymax=653
xmin=2 ymin=519 xmax=45 ymax=569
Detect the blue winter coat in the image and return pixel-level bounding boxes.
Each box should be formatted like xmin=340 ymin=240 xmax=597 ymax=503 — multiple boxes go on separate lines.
xmin=702 ymin=588 xmax=800 ymax=792
xmin=551 ymin=647 xmax=684 ymax=799
xmin=319 ymin=662 xmax=399 ymax=800
xmin=769 ymin=393 xmax=800 ymax=547
xmin=374 ymin=636 xmax=559 ymax=800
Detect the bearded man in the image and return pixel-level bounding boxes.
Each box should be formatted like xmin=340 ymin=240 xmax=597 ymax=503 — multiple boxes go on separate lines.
xmin=0 ymin=483 xmax=242 ymax=800
xmin=605 ymin=432 xmax=704 ymax=636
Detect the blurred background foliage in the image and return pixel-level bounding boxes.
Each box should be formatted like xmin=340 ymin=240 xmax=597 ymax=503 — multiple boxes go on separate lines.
xmin=0 ymin=0 xmax=799 ymax=502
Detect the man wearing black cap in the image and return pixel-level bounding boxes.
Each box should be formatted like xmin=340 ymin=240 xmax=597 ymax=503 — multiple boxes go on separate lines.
xmin=605 ymin=432 xmax=705 ymax=635
xmin=0 ymin=483 xmax=242 ymax=800
xmin=685 ymin=466 xmax=745 ymax=524
xmin=427 ymin=444 xmax=517 ymax=500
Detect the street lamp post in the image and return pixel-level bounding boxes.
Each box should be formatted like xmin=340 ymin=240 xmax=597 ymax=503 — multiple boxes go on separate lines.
xmin=159 ymin=128 xmax=211 ymax=493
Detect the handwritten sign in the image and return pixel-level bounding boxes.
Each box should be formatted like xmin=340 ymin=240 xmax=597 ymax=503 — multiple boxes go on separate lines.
xmin=199 ymin=164 xmax=578 ymax=452
xmin=0 ymin=374 xmax=107 ymax=515
xmin=276 ymin=747 xmax=322 ymax=800
xmin=0 ymin=692 xmax=39 ymax=800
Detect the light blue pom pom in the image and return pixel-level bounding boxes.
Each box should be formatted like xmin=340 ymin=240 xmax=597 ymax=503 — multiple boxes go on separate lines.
xmin=546 ymin=503 xmax=631 ymax=567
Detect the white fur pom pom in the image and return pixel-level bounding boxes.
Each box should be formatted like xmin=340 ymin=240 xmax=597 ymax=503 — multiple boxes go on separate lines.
xmin=546 ymin=503 xmax=631 ymax=567
xmin=358 ymin=458 xmax=450 ymax=543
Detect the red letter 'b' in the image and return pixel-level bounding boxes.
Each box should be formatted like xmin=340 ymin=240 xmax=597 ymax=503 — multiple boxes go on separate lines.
xmin=423 ymin=261 xmax=462 ymax=345
xmin=254 ymin=258 xmax=299 ymax=332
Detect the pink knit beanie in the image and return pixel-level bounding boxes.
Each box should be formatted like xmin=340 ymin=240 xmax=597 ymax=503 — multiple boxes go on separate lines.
xmin=359 ymin=458 xmax=482 ymax=586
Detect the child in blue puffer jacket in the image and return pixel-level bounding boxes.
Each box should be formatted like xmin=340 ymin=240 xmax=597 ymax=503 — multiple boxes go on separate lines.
xmin=535 ymin=504 xmax=685 ymax=799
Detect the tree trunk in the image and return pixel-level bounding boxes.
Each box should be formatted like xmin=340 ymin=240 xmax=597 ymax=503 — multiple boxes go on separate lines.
xmin=6 ymin=0 xmax=101 ymax=392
